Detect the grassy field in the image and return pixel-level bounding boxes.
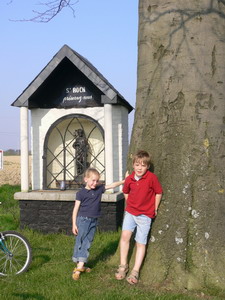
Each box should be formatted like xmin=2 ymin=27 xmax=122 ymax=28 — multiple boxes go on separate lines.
xmin=0 ymin=184 xmax=224 ymax=300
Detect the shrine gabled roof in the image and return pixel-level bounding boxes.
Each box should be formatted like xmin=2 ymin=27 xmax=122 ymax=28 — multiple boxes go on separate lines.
xmin=11 ymin=44 xmax=133 ymax=113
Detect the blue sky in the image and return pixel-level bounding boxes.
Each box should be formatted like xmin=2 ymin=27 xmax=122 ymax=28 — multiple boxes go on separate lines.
xmin=0 ymin=0 xmax=138 ymax=150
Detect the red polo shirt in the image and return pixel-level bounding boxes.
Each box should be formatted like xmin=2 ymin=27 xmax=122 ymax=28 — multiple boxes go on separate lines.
xmin=123 ymin=170 xmax=163 ymax=218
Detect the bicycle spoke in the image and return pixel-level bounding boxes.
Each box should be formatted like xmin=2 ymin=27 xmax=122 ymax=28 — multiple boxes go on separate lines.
xmin=0 ymin=256 xmax=9 ymax=274
xmin=0 ymin=231 xmax=32 ymax=276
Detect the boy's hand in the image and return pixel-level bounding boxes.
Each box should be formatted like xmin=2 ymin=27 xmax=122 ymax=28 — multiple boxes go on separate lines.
xmin=72 ymin=225 xmax=78 ymax=235
xmin=125 ymin=171 xmax=130 ymax=178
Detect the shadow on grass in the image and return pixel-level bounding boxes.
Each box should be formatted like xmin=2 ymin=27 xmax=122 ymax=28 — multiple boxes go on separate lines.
xmin=29 ymin=247 xmax=52 ymax=271
xmin=12 ymin=293 xmax=46 ymax=300
xmin=88 ymin=238 xmax=120 ymax=268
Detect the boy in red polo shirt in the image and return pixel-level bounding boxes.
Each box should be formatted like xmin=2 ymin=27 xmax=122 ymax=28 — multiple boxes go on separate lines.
xmin=115 ymin=150 xmax=163 ymax=284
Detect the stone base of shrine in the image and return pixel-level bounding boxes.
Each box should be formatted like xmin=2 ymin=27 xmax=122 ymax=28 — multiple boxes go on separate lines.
xmin=14 ymin=190 xmax=125 ymax=234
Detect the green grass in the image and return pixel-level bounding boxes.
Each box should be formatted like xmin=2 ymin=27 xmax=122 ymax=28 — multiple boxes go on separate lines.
xmin=0 ymin=185 xmax=224 ymax=300
xmin=0 ymin=184 xmax=20 ymax=230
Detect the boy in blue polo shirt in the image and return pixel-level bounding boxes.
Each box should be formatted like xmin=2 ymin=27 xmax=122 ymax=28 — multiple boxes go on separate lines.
xmin=72 ymin=168 xmax=125 ymax=280
xmin=115 ymin=150 xmax=163 ymax=284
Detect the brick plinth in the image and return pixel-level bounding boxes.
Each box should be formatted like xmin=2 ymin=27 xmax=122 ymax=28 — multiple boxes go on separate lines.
xmin=15 ymin=191 xmax=124 ymax=234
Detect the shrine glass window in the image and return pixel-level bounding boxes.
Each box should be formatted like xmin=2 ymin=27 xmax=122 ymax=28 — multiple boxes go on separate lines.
xmin=43 ymin=114 xmax=104 ymax=189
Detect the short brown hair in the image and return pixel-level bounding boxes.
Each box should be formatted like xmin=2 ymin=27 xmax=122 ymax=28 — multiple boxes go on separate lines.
xmin=84 ymin=168 xmax=100 ymax=178
xmin=132 ymin=150 xmax=151 ymax=167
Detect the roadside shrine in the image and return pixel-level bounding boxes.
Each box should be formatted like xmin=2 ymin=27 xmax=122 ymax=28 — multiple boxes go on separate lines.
xmin=12 ymin=45 xmax=133 ymax=233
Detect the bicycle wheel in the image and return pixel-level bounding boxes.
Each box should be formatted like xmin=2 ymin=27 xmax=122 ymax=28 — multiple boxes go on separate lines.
xmin=0 ymin=231 xmax=32 ymax=276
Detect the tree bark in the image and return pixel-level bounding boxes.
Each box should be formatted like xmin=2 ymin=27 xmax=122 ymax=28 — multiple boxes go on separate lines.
xmin=129 ymin=0 xmax=225 ymax=290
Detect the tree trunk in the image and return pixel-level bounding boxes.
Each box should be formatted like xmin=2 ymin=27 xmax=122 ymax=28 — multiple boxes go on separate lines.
xmin=129 ymin=0 xmax=225 ymax=290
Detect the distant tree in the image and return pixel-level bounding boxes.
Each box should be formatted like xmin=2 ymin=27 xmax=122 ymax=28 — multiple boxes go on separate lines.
xmin=4 ymin=149 xmax=20 ymax=156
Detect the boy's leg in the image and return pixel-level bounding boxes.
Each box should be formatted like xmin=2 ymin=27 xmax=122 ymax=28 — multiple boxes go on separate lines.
xmin=72 ymin=217 xmax=97 ymax=280
xmin=119 ymin=230 xmax=133 ymax=266
xmin=133 ymin=242 xmax=146 ymax=272
xmin=72 ymin=217 xmax=97 ymax=263
xmin=127 ymin=215 xmax=152 ymax=284
xmin=84 ymin=218 xmax=97 ymax=264
xmin=119 ymin=212 xmax=136 ymax=265
xmin=115 ymin=212 xmax=136 ymax=280
xmin=115 ymin=230 xmax=132 ymax=280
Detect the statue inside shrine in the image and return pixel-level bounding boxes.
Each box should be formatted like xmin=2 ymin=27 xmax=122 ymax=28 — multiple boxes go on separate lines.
xmin=72 ymin=129 xmax=89 ymax=175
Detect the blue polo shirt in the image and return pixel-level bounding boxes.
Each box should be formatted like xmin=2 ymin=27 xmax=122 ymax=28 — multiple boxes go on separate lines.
xmin=76 ymin=185 xmax=105 ymax=218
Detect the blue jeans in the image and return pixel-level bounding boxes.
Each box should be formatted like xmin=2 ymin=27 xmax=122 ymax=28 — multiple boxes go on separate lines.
xmin=72 ymin=216 xmax=97 ymax=263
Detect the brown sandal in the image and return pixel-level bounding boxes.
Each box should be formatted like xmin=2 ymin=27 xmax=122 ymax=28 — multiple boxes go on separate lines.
xmin=83 ymin=267 xmax=91 ymax=273
xmin=126 ymin=270 xmax=139 ymax=285
xmin=72 ymin=267 xmax=91 ymax=280
xmin=115 ymin=264 xmax=129 ymax=280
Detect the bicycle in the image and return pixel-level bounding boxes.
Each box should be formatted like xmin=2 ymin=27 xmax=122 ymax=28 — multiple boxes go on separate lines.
xmin=0 ymin=231 xmax=32 ymax=276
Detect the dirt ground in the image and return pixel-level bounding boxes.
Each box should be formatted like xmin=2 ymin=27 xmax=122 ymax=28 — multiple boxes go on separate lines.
xmin=0 ymin=156 xmax=31 ymax=186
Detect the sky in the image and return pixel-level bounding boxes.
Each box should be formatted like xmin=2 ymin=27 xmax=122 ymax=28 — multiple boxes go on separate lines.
xmin=0 ymin=0 xmax=138 ymax=151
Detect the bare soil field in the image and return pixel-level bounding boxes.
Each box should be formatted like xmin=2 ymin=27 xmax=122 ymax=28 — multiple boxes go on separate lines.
xmin=0 ymin=156 xmax=31 ymax=186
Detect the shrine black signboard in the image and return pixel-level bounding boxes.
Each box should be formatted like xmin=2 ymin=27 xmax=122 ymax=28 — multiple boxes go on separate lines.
xmin=12 ymin=45 xmax=132 ymax=112
xmin=61 ymin=84 xmax=97 ymax=107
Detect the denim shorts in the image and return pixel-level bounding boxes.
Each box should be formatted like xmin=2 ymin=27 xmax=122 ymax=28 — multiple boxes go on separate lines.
xmin=122 ymin=212 xmax=152 ymax=245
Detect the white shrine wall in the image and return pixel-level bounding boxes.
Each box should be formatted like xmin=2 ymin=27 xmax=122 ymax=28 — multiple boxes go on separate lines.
xmin=31 ymin=105 xmax=129 ymax=191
